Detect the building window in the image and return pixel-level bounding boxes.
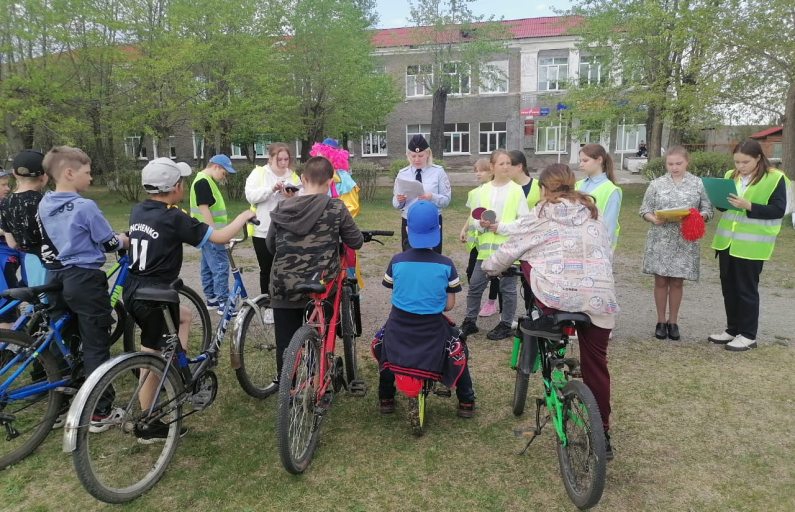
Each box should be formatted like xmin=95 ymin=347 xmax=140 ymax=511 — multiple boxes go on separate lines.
xmin=406 ymin=65 xmax=432 ymax=97
xmin=479 ymin=122 xmax=507 ymax=153
xmin=192 ymin=133 xmax=204 ymax=159
xmin=231 ymin=144 xmax=244 ymax=158
xmin=169 ymin=136 xmax=177 ymax=159
xmin=444 ymin=123 xmax=470 ymax=154
xmin=579 ymin=55 xmax=607 ymax=86
xmin=480 ymin=61 xmax=508 ymax=94
xmin=772 ymin=142 xmax=782 ymax=160
xmin=616 ymin=122 xmax=646 ymax=152
xmin=362 ymin=130 xmax=387 ymax=157
xmin=577 ymin=119 xmax=608 ymax=147
xmin=442 ymin=62 xmax=470 ymax=95
xmin=406 ymin=124 xmax=431 ymax=147
xmin=538 ymin=57 xmax=568 ymax=91
xmin=124 ymin=136 xmax=147 ymax=159
xmin=536 ymin=123 xmax=567 ymax=153
xmin=253 ymin=137 xmax=272 ymax=159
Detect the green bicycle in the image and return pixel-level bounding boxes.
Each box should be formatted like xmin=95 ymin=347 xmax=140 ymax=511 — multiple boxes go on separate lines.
xmin=511 ymin=310 xmax=607 ymax=510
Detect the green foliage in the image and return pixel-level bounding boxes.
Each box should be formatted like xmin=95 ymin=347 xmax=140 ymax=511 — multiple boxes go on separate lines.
xmin=642 ymin=152 xmax=735 ymax=180
xmin=222 ymin=163 xmax=255 ymax=202
xmin=389 ymin=159 xmax=409 ymax=179
xmin=106 ymin=171 xmax=144 ymax=203
xmin=350 ymin=163 xmax=381 ymax=202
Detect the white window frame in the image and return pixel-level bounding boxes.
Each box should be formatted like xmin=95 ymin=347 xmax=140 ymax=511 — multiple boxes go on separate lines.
xmin=169 ymin=136 xmax=177 ymax=159
xmin=406 ymin=65 xmax=433 ymax=97
xmin=192 ymin=132 xmax=204 ymax=160
xmin=361 ymin=130 xmax=387 ymax=157
xmin=231 ymin=143 xmax=246 ymax=159
xmin=579 ymin=55 xmax=606 ymax=86
xmin=444 ymin=123 xmax=470 ymax=154
xmin=295 ymin=141 xmax=302 ymax=159
xmin=442 ymin=62 xmax=471 ymax=95
xmin=480 ymin=60 xmax=508 ymax=94
xmin=406 ymin=124 xmax=431 ymax=148
xmin=536 ymin=123 xmax=568 ymax=154
xmin=616 ymin=122 xmax=647 ymax=153
xmin=254 ymin=137 xmax=271 ymax=159
xmin=124 ymin=136 xmax=147 ymax=160
xmin=538 ymin=57 xmax=568 ymax=91
xmin=479 ymin=122 xmax=507 ymax=154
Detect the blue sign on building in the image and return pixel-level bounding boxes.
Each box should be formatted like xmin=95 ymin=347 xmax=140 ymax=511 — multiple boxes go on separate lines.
xmin=539 ymin=107 xmax=550 ymax=116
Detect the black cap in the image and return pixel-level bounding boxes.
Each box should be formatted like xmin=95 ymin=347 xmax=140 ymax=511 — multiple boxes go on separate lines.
xmin=13 ymin=149 xmax=46 ymax=177
xmin=407 ymin=134 xmax=429 ymax=153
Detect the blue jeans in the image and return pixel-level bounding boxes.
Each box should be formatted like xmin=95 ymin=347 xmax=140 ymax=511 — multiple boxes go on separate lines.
xmin=200 ymin=242 xmax=229 ymax=304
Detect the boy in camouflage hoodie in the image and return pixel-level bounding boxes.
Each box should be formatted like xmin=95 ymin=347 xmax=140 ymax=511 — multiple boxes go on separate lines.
xmin=266 ymin=156 xmax=363 ymax=379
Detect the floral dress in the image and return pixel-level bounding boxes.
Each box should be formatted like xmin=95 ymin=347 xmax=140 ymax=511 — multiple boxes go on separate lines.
xmin=639 ymin=173 xmax=713 ymax=281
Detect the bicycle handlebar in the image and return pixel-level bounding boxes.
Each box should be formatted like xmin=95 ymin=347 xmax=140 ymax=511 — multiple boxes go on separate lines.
xmin=501 ymin=265 xmax=523 ymax=277
xmin=363 ymin=230 xmax=394 ymax=237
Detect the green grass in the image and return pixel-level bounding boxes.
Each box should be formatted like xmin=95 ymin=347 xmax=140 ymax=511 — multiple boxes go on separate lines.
xmin=1 ymin=184 xmax=794 ymax=511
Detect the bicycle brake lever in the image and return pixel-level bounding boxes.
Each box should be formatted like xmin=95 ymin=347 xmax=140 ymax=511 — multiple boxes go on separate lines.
xmin=372 ymin=239 xmax=384 ymax=245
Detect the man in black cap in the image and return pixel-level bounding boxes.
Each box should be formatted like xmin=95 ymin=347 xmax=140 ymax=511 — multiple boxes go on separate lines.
xmin=0 ymin=149 xmax=49 ymax=293
xmin=392 ymin=134 xmax=451 ymax=253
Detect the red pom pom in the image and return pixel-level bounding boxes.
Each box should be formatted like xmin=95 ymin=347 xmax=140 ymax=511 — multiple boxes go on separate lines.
xmin=680 ymin=208 xmax=705 ymax=241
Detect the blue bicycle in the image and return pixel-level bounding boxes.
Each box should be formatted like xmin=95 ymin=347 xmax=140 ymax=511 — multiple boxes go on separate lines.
xmin=64 ymin=221 xmax=275 ymax=503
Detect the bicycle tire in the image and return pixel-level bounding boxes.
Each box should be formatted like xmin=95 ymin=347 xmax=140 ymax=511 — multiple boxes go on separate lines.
xmin=0 ymin=330 xmax=63 ymax=470
xmin=556 ymin=380 xmax=607 ymax=510
xmin=235 ymin=295 xmax=278 ymax=399
xmin=512 ymin=336 xmax=532 ymax=416
xmin=276 ymin=325 xmax=321 ymax=474
xmin=72 ymin=353 xmax=184 ymax=503
xmin=123 ymin=284 xmax=212 ymax=355
xmin=407 ymin=395 xmax=422 ymax=437
xmin=340 ymin=286 xmax=357 ymax=384
xmin=109 ymin=301 xmax=127 ymax=345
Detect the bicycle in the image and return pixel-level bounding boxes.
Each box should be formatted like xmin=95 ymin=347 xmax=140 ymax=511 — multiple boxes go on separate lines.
xmin=508 ymin=268 xmax=607 ymax=510
xmin=63 ymin=220 xmax=272 ymax=503
xmin=276 ymin=230 xmax=393 ymax=474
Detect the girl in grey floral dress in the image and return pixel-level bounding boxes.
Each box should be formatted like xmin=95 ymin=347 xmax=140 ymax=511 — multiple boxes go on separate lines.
xmin=639 ymin=147 xmax=713 ymax=341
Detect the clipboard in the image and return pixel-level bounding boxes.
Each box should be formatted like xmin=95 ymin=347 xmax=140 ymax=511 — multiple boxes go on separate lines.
xmin=701 ymin=178 xmax=738 ymax=210
xmin=653 ymin=207 xmax=690 ymax=222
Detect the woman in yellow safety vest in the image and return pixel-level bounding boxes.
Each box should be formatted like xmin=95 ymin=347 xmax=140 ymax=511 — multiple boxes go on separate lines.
xmin=577 ymin=143 xmax=622 ymax=248
xmin=708 ymin=139 xmax=789 ymax=352
xmin=508 ymin=150 xmax=541 ymax=312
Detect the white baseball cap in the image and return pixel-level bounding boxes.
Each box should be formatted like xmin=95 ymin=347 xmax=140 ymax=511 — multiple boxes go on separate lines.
xmin=142 ymin=158 xmax=193 ymax=193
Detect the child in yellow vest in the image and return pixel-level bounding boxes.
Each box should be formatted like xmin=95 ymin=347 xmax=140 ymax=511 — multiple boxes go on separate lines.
xmin=577 ymin=143 xmax=622 ymax=247
xmin=459 ymin=150 xmax=530 ymax=340
xmin=708 ymin=139 xmax=789 ymax=351
xmin=458 ymin=158 xmax=501 ymax=317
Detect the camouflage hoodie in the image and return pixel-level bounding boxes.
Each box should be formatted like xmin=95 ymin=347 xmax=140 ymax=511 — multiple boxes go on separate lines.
xmin=266 ymin=194 xmax=363 ymax=308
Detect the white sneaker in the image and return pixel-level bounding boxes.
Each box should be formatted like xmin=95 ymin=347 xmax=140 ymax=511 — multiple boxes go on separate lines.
xmin=708 ymin=331 xmax=735 ymax=344
xmin=90 ymin=407 xmax=125 ymax=434
xmin=725 ymin=334 xmax=757 ymax=352
xmin=263 ymin=308 xmax=274 ymax=324
xmin=511 ymin=320 xmax=518 ymax=330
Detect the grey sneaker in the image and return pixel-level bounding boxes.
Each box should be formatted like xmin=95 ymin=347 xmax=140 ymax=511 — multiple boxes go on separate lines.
xmin=487 ymin=321 xmax=514 ymax=340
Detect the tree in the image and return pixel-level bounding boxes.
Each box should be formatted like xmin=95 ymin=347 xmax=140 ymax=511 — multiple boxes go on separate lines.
xmin=713 ymin=0 xmax=795 ymax=177
xmin=280 ymin=0 xmax=400 ymax=161
xmin=562 ymin=0 xmax=723 ymax=159
xmin=406 ymin=0 xmax=507 ymax=158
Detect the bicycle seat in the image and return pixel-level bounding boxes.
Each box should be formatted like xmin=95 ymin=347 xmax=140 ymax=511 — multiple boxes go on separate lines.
xmin=553 ymin=312 xmax=591 ymax=327
xmin=292 ymin=283 xmax=327 ymax=295
xmin=133 ymin=287 xmax=180 ymax=305
xmin=1 ymin=282 xmax=63 ymax=302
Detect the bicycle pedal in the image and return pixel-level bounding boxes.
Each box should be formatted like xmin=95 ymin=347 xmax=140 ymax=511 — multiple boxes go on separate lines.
xmin=513 ymin=428 xmax=536 ymax=437
xmin=433 ymin=387 xmax=452 ymax=398
xmin=348 ymin=379 xmax=367 ymax=397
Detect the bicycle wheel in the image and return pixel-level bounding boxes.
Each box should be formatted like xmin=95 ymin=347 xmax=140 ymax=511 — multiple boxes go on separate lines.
xmin=234 ymin=295 xmax=278 ymax=399
xmin=512 ymin=336 xmax=533 ymax=416
xmin=72 ymin=353 xmax=184 ymax=504
xmin=0 ymin=330 xmax=63 ymax=470
xmin=407 ymin=394 xmax=423 ymax=437
xmin=556 ymin=380 xmax=607 ymax=510
xmin=276 ymin=325 xmax=321 ymax=474
xmin=340 ymin=286 xmax=358 ymax=384
xmin=109 ymin=301 xmax=127 ymax=345
xmin=123 ymin=284 xmax=212 ymax=355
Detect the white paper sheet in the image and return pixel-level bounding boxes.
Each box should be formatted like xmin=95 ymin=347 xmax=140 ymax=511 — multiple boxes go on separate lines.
xmin=395 ymin=178 xmax=426 ymax=199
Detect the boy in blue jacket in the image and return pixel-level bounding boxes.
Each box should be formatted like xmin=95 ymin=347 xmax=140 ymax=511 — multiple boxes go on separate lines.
xmin=38 ymin=146 xmax=129 ymax=431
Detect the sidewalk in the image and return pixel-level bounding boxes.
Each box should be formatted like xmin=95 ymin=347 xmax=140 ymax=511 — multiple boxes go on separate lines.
xmin=376 ymin=168 xmax=647 ymax=187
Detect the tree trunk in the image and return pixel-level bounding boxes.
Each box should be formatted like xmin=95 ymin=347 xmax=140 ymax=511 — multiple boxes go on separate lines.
xmin=647 ymin=105 xmax=664 ymax=159
xmin=430 ymin=88 xmax=448 ymax=158
xmin=782 ymin=81 xmax=795 ymax=180
xmin=667 ymin=127 xmax=683 ymax=149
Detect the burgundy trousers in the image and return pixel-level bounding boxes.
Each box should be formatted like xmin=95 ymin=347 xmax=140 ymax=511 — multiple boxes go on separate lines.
xmin=536 ymin=300 xmax=612 ymax=432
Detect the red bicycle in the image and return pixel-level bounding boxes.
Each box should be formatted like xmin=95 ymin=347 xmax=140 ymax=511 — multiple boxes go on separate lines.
xmin=276 ymin=230 xmax=393 ymax=474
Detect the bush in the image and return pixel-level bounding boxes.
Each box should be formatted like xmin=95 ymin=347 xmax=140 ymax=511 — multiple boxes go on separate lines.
xmin=222 ymin=163 xmax=255 ymax=201
xmin=350 ymin=163 xmax=380 ymax=202
xmin=106 ymin=171 xmax=144 ymax=203
xmin=388 ymin=159 xmax=408 ymax=179
xmin=643 ymin=152 xmax=735 ymax=180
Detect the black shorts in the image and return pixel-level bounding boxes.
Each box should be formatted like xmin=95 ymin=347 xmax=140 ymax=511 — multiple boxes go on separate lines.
xmin=123 ymin=277 xmax=179 ymax=351
xmin=0 ymin=258 xmax=20 ymax=324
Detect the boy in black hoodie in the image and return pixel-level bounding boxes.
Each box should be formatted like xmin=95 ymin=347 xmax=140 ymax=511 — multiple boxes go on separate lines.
xmin=266 ymin=156 xmax=363 ymax=378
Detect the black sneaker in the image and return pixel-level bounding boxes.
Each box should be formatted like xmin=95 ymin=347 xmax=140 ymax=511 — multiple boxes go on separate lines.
xmin=604 ymin=432 xmax=614 ymax=462
xmin=519 ymin=315 xmax=562 ymax=339
xmin=460 ymin=318 xmax=479 ymax=337
xmin=457 ymin=400 xmax=475 ymax=418
xmin=134 ymin=420 xmax=188 ymax=445
xmin=487 ymin=321 xmax=513 ymax=340
xmin=379 ymin=398 xmax=395 ymax=414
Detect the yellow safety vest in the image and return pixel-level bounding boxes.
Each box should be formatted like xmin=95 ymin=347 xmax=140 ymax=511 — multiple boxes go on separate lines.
xmin=576 ymin=178 xmax=622 ymax=247
xmin=465 ymin=188 xmax=480 ymax=252
xmin=190 ymin=172 xmax=227 ymax=228
xmin=711 ymin=169 xmax=788 ymax=261
xmin=474 ymin=181 xmax=524 ymax=260
xmin=247 ymin=166 xmax=300 ymax=236
xmin=525 ymin=178 xmax=541 ymax=210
